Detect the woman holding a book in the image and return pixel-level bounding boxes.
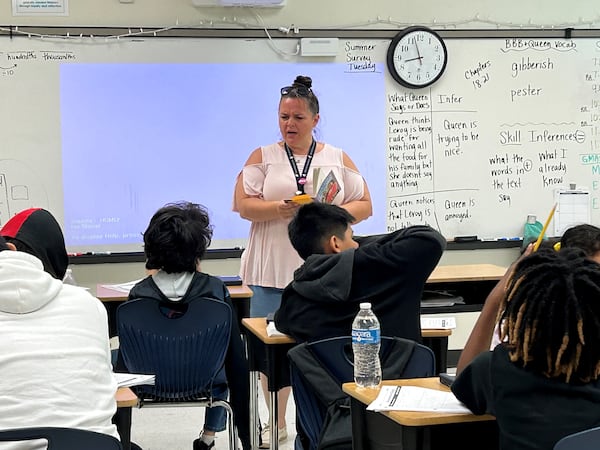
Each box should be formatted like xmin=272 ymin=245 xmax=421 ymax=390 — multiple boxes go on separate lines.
xmin=233 ymin=74 xmax=371 ymax=446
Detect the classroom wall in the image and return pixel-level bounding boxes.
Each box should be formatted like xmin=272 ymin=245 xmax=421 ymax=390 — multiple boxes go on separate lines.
xmin=0 ymin=1 xmax=591 ymax=285
xmin=1 ymin=0 xmax=599 ymax=30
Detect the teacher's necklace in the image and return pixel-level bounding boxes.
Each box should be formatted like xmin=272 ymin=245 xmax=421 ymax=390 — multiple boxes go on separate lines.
xmin=284 ymin=139 xmax=316 ymax=195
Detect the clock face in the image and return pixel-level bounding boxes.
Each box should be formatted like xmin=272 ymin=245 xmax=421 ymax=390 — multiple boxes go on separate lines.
xmin=386 ymin=27 xmax=448 ymax=89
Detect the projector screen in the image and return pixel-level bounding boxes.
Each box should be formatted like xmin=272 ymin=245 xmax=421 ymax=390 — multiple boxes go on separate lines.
xmin=59 ymin=62 xmax=386 ymax=252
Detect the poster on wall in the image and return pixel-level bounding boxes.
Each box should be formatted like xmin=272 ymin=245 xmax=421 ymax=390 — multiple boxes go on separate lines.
xmin=12 ymin=0 xmax=68 ymax=16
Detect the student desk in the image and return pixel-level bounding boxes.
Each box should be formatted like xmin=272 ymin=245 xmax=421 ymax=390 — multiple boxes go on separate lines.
xmin=115 ymin=387 xmax=139 ymax=450
xmin=242 ymin=318 xmax=452 ymax=450
xmin=342 ymin=378 xmax=498 ymax=450
xmin=426 ymin=263 xmax=506 ymax=283
xmin=96 ymin=283 xmax=254 ymax=335
xmin=423 ymin=264 xmax=506 ymax=366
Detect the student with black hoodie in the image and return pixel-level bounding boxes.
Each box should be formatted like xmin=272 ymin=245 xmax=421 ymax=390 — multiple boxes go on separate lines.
xmin=274 ymin=202 xmax=446 ymax=343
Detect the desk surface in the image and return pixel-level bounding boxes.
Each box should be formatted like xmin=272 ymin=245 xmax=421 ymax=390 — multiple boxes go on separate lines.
xmin=116 ymin=387 xmax=138 ymax=408
xmin=427 ymin=264 xmax=506 ymax=283
xmin=241 ymin=317 xmax=451 ymax=345
xmin=342 ymin=378 xmax=495 ymax=427
xmin=96 ymin=283 xmax=253 ymax=302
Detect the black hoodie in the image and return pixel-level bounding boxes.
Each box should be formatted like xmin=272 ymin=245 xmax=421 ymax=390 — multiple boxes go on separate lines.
xmin=0 ymin=208 xmax=68 ymax=280
xmin=274 ymin=225 xmax=446 ymax=343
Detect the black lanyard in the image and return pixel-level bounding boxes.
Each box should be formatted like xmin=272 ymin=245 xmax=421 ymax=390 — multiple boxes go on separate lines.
xmin=284 ymin=139 xmax=316 ymax=195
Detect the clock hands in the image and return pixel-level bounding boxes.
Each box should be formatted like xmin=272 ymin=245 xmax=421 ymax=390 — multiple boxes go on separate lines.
xmin=414 ymin=41 xmax=423 ymax=66
xmin=403 ymin=41 xmax=424 ymax=64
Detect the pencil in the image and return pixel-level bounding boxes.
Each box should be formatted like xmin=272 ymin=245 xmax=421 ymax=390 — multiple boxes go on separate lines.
xmin=533 ymin=203 xmax=557 ymax=251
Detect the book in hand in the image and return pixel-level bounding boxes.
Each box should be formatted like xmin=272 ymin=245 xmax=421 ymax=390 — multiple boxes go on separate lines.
xmin=315 ymin=170 xmax=341 ymax=204
xmin=114 ymin=372 xmax=156 ymax=388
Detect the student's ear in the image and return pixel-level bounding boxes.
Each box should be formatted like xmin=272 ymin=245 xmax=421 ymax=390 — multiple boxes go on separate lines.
xmin=328 ymin=235 xmax=344 ymax=254
xmin=6 ymin=242 xmax=17 ymax=251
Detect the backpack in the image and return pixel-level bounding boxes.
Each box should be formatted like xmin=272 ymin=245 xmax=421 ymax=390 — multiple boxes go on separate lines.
xmin=288 ymin=337 xmax=419 ymax=450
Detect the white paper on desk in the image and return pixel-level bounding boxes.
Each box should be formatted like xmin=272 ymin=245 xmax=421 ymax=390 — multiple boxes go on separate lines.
xmin=266 ymin=321 xmax=288 ymax=337
xmin=420 ymin=316 xmax=456 ymax=330
xmin=367 ymin=385 xmax=471 ymax=414
xmin=100 ymin=279 xmax=144 ymax=294
xmin=114 ymin=372 xmax=155 ymax=388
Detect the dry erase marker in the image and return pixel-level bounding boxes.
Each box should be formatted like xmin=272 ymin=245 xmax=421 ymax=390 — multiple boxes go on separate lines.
xmin=86 ymin=251 xmax=112 ymax=256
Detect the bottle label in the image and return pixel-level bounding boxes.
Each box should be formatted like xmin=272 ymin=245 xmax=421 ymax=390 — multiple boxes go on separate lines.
xmin=352 ymin=328 xmax=380 ymax=344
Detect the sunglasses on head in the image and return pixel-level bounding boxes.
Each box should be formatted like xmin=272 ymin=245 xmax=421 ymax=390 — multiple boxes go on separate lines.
xmin=280 ymin=85 xmax=312 ymax=97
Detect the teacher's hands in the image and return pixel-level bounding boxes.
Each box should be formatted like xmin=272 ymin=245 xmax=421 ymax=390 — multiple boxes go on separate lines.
xmin=277 ymin=200 xmax=300 ymax=219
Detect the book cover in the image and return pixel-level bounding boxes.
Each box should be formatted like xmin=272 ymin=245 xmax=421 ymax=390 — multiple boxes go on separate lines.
xmin=316 ymin=170 xmax=341 ymax=204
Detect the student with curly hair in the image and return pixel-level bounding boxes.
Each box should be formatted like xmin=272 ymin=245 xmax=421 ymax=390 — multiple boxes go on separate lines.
xmin=452 ymin=248 xmax=600 ymax=450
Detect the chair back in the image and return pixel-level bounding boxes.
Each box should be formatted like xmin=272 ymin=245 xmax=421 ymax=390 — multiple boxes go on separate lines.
xmin=0 ymin=427 xmax=122 ymax=450
xmin=554 ymin=425 xmax=600 ymax=450
xmin=117 ymin=296 xmax=232 ymax=401
xmin=288 ymin=336 xmax=435 ymax=450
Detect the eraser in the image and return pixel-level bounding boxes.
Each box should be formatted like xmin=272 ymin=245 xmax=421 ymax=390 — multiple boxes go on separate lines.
xmin=454 ymin=235 xmax=479 ymax=243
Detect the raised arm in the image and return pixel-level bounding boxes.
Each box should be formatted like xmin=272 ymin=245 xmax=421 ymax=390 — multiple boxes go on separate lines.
xmin=455 ymin=244 xmax=533 ymax=374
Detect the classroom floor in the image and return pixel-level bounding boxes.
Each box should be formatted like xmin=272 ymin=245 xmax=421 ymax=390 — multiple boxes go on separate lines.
xmin=130 ymin=388 xmax=297 ymax=450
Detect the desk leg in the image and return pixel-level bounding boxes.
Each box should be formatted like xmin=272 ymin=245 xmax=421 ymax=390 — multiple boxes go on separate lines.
xmin=249 ymin=370 xmax=260 ymax=449
xmin=349 ymin=397 xmax=367 ymax=450
xmin=422 ymin=336 xmax=448 ymax=374
xmin=113 ymin=406 xmax=132 ymax=450
xmin=269 ymin=391 xmax=279 ymax=450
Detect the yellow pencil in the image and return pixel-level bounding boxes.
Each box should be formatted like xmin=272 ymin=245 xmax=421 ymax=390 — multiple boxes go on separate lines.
xmin=533 ymin=203 xmax=557 ymax=251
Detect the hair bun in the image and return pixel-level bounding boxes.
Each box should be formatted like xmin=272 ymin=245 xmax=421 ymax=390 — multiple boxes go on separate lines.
xmin=293 ymin=75 xmax=313 ymax=89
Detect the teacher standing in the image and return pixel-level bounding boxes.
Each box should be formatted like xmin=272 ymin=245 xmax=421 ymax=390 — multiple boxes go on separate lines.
xmin=233 ymin=74 xmax=372 ymax=446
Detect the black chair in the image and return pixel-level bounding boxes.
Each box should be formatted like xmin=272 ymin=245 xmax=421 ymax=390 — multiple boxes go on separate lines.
xmin=554 ymin=425 xmax=600 ymax=450
xmin=0 ymin=427 xmax=122 ymax=449
xmin=117 ymin=297 xmax=238 ymax=449
xmin=288 ymin=336 xmax=435 ymax=450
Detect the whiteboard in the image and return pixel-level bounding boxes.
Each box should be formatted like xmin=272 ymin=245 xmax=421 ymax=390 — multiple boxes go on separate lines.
xmin=0 ymin=35 xmax=599 ymax=252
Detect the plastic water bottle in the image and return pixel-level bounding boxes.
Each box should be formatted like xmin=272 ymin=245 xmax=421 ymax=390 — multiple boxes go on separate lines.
xmin=63 ymin=267 xmax=78 ymax=286
xmin=352 ymin=302 xmax=381 ymax=388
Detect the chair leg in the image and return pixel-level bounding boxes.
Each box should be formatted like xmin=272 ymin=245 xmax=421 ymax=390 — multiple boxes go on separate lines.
xmin=212 ymin=400 xmax=239 ymax=450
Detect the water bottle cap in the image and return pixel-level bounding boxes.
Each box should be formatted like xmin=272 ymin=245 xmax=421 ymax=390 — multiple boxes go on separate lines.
xmin=359 ymin=302 xmax=371 ymax=309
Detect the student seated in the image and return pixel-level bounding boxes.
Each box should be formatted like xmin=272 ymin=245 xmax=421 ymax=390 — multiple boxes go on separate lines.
xmin=274 ymin=201 xmax=446 ymax=343
xmin=0 ymin=207 xmax=69 ymax=280
xmin=126 ymin=202 xmax=250 ymax=450
xmin=0 ymin=208 xmax=118 ymax=445
xmin=490 ymin=223 xmax=600 ymax=349
xmin=452 ymin=248 xmax=600 ymax=450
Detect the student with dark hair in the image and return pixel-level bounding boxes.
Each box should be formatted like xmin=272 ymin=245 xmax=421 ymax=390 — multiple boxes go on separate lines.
xmin=452 ymin=248 xmax=600 ymax=450
xmin=127 ymin=201 xmax=250 ymax=450
xmin=0 ymin=210 xmax=118 ymax=442
xmin=275 ymin=201 xmax=446 ymax=343
xmin=560 ymin=223 xmax=600 ymax=262
xmin=491 ymin=223 xmax=600 ymax=349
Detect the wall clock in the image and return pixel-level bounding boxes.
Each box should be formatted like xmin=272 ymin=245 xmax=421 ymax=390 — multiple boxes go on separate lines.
xmin=386 ymin=26 xmax=448 ymax=89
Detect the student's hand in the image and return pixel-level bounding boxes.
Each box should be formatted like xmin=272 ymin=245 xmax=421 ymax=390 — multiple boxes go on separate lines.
xmin=277 ymin=200 xmax=300 ymax=219
xmin=521 ymin=242 xmax=534 ymax=258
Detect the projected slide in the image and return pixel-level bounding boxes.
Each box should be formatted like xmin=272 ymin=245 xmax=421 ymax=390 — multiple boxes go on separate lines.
xmin=60 ymin=63 xmax=385 ymax=251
